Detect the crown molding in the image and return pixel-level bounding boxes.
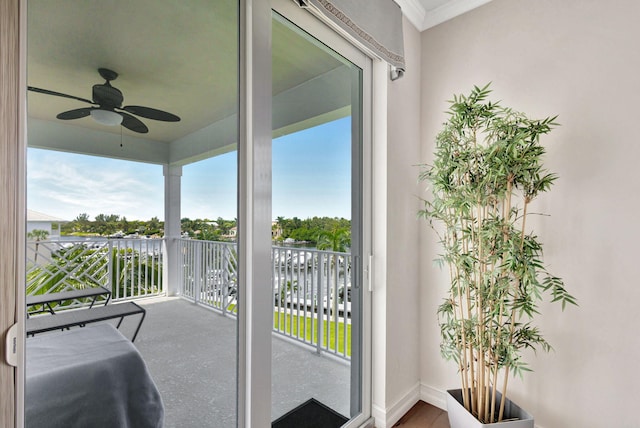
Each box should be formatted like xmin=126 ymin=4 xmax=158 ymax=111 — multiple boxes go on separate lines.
xmin=421 ymin=0 xmax=493 ymax=30
xmin=395 ymin=0 xmax=426 ymax=31
xmin=397 ymin=0 xmax=494 ymax=32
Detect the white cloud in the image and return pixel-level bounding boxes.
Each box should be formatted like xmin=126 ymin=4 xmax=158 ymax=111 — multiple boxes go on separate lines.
xmin=28 ymin=149 xmax=163 ymax=221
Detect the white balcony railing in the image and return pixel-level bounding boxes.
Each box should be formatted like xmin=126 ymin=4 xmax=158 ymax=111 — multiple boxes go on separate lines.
xmin=179 ymin=241 xmax=352 ymax=360
xmin=179 ymin=239 xmax=238 ymax=316
xmin=26 ymin=237 xmax=164 ymax=311
xmin=26 ymin=237 xmax=352 ymax=360
xmin=272 ymin=246 xmax=351 ymax=360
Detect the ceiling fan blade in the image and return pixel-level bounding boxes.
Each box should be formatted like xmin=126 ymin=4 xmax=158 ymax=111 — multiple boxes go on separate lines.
xmin=119 ymin=111 xmax=149 ymax=134
xmin=120 ymin=105 xmax=180 ymax=122
xmin=56 ymin=107 xmax=93 ymax=120
xmin=28 ymin=86 xmax=94 ymax=105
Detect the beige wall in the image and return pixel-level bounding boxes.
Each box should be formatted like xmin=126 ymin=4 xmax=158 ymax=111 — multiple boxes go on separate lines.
xmin=419 ymin=1 xmax=640 ymax=427
xmin=387 ymin=14 xmax=422 ymax=404
xmin=372 ymin=15 xmax=423 ymax=428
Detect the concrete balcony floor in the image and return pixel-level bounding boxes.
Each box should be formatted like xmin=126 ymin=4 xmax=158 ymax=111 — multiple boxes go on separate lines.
xmin=124 ymin=296 xmax=350 ymax=427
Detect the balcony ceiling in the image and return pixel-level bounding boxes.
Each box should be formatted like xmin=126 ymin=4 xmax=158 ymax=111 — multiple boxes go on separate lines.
xmin=27 ymin=0 xmax=345 ymax=164
xmin=27 ymin=0 xmax=489 ymax=164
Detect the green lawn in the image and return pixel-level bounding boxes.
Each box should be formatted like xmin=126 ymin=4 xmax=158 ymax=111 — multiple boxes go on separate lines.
xmin=204 ymin=302 xmax=350 ymax=357
xmin=274 ymin=311 xmax=351 ymax=357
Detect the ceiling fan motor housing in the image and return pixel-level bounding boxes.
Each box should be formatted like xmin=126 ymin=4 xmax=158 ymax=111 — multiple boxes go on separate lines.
xmin=92 ymin=83 xmax=123 ymax=109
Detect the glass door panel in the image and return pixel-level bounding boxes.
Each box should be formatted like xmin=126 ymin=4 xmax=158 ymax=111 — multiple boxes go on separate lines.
xmin=26 ymin=1 xmax=239 ymax=426
xmin=270 ymin=10 xmax=365 ymax=426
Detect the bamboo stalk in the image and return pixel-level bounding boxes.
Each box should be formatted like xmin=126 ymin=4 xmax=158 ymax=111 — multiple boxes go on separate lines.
xmin=447 ymin=199 xmax=472 ymax=412
xmin=499 ymin=366 xmax=510 ymax=421
xmin=488 ymin=199 xmax=500 ymax=424
xmin=520 ymin=198 xmax=530 ymax=252
xmin=490 ymin=359 xmax=499 ymax=423
xmin=490 ymin=191 xmax=509 ymax=424
xmin=449 ymin=218 xmax=470 ymax=411
xmin=470 ymin=135 xmax=482 ymax=418
xmin=495 ymin=178 xmax=515 ymax=422
xmin=458 ymin=267 xmax=471 ymax=410
xmin=481 ymin=203 xmax=494 ymax=424
xmin=462 ymin=215 xmax=477 ymax=417
xmin=468 ymin=289 xmax=477 ymax=414
xmin=469 ymin=202 xmax=484 ymax=420
xmin=471 ymin=134 xmax=483 ymax=421
xmin=483 ymin=364 xmax=490 ymax=423
xmin=500 ymin=196 xmax=529 ymax=421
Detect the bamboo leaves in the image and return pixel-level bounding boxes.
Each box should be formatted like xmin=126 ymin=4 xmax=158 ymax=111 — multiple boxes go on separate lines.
xmin=419 ymin=84 xmax=576 ymax=424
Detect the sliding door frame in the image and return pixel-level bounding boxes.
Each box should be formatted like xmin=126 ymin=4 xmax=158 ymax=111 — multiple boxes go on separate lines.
xmin=10 ymin=1 xmax=380 ymax=426
xmin=237 ymin=1 xmax=273 ymax=427
xmin=267 ymin=2 xmax=374 ymax=427
xmin=1 ymin=1 xmax=27 ymax=427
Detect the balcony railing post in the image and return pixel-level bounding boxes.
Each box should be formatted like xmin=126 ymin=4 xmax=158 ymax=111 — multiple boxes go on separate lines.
xmin=107 ymin=240 xmax=114 ymax=298
xmin=317 ymin=252 xmax=324 ymax=355
xmin=194 ymin=241 xmax=202 ymax=304
xmin=177 ymin=239 xmax=182 ymax=296
xmin=222 ymin=244 xmax=228 ymax=317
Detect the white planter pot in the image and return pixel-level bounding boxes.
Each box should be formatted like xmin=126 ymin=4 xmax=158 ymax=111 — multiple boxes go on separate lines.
xmin=446 ymin=389 xmax=534 ymax=428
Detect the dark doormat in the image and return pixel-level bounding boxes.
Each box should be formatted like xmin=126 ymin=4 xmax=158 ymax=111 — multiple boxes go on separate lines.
xmin=272 ymin=398 xmax=348 ymax=428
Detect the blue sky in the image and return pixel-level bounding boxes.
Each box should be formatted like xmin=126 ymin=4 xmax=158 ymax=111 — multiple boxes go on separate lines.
xmin=27 ymin=117 xmax=351 ymax=222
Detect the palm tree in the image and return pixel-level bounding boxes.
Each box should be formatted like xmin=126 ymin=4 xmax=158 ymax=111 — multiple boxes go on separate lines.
xmin=316 ymin=227 xmax=350 ymax=252
xmin=27 ymin=229 xmax=49 ymax=263
xmin=317 ymin=227 xmax=351 ymax=319
xmin=27 ymin=229 xmax=49 ymax=241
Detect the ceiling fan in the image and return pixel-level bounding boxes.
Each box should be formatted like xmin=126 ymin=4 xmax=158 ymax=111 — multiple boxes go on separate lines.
xmin=28 ymin=68 xmax=180 ymax=134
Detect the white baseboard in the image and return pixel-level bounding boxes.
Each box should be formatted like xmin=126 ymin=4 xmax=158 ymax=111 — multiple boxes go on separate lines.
xmin=372 ymin=382 xmax=421 ymax=428
xmin=373 ymin=383 xmax=547 ymax=427
xmin=419 ymin=383 xmax=447 ymax=410
xmin=371 ymin=403 xmax=386 ymax=428
xmin=387 ymin=383 xmax=421 ymax=426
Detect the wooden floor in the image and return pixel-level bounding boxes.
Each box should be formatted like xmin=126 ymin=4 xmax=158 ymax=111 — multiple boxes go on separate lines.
xmin=392 ymin=401 xmax=450 ymax=428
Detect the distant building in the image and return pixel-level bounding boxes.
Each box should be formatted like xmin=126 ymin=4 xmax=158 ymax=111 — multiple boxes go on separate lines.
xmin=272 ymin=221 xmax=282 ymax=239
xmin=27 ymin=210 xmax=67 ymax=239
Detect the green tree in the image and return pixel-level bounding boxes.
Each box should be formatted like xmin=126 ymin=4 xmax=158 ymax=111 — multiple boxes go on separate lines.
xmin=62 ymin=212 xmax=90 ymax=234
xmin=216 ymin=217 xmax=233 ymax=236
xmin=145 ymin=216 xmax=163 ymax=235
xmin=119 ymin=216 xmax=130 ymax=234
xmin=316 ymin=227 xmax=350 ymax=252
xmin=94 ymin=213 xmax=121 ymax=236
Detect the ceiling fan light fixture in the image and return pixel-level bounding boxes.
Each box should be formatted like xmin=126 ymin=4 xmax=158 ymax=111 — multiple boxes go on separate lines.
xmin=90 ymin=109 xmax=123 ymax=126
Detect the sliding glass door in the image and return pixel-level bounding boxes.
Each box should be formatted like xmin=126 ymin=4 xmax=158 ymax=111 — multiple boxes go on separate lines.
xmin=270 ymin=3 xmax=371 ymax=426
xmin=19 ymin=1 xmax=371 ymax=427
xmin=25 ymin=1 xmax=239 ymax=426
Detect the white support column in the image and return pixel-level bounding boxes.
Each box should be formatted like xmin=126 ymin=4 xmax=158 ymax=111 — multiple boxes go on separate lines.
xmin=163 ymin=164 xmax=182 ymax=296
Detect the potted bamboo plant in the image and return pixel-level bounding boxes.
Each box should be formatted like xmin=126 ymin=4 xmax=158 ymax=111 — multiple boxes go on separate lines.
xmin=419 ymin=84 xmax=576 ymax=427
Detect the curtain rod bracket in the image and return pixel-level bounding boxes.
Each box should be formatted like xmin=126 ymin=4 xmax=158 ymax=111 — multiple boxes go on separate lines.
xmin=293 ymin=0 xmax=310 ymax=8
xmin=390 ymin=66 xmax=404 ymax=81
